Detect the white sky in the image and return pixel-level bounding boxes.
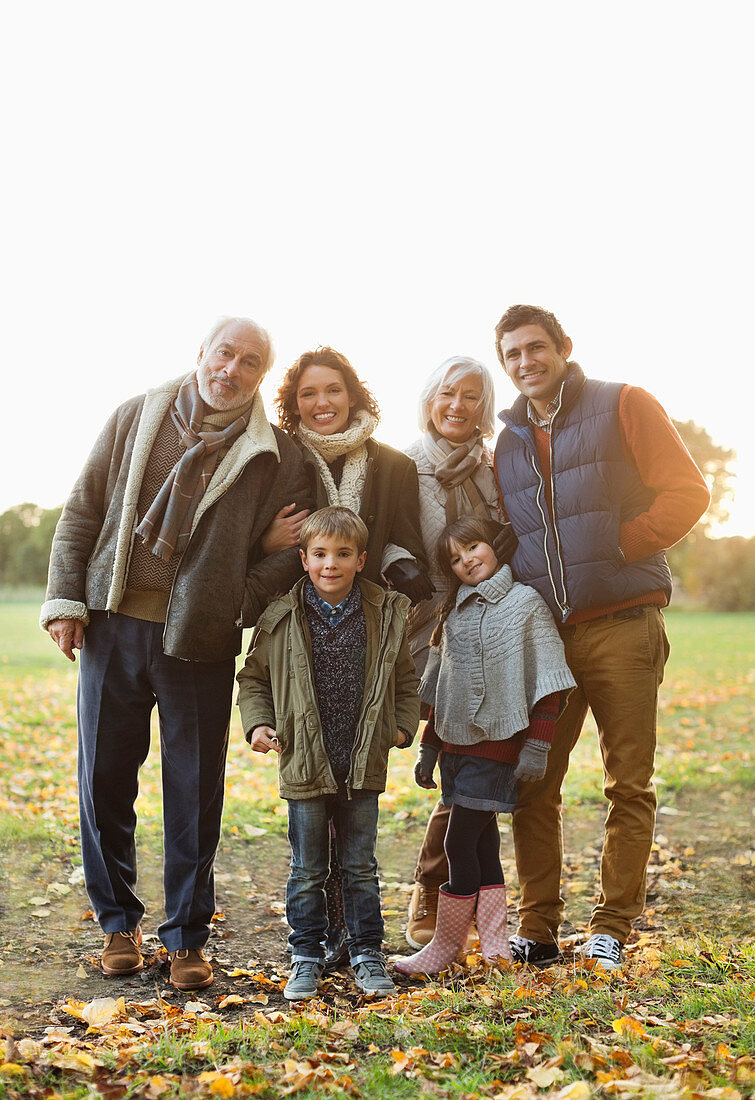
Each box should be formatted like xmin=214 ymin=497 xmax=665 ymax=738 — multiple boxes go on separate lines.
xmin=3 ymin=1 xmax=753 ymax=534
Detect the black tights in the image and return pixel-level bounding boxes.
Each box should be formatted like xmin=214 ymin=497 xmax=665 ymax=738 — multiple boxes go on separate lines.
xmin=444 ymin=804 xmax=505 ymax=896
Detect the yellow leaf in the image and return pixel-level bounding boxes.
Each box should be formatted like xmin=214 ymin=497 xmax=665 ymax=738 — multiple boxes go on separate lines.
xmin=218 ymin=994 xmax=245 ymax=1009
xmin=527 ymin=1064 xmax=563 ymax=1088
xmin=82 ymin=995 xmax=126 ymax=1028
xmin=611 ymin=1016 xmax=649 ymax=1039
xmin=557 ymin=1083 xmax=591 ymax=1100
xmin=0 ymin=1064 xmax=25 ymax=1076
xmin=209 ymin=1078 xmax=235 ymax=1097
xmin=63 ymin=998 xmax=86 ymax=1020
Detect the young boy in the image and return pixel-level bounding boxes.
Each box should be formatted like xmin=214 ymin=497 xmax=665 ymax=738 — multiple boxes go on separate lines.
xmin=237 ymin=506 xmax=419 ymax=1001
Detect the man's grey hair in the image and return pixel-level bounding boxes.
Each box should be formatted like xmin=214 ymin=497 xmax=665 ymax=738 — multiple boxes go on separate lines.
xmin=199 ymin=316 xmax=275 ymax=373
xmin=417 ymin=356 xmax=497 ymax=439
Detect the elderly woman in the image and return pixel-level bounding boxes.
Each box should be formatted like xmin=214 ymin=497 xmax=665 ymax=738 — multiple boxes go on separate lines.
xmin=403 ymin=356 xmax=517 ymax=950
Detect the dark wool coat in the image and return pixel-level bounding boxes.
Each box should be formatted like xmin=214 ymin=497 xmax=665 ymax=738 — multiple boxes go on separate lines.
xmin=41 ymin=374 xmax=313 ymax=661
xmin=299 ymin=437 xmax=429 ymax=583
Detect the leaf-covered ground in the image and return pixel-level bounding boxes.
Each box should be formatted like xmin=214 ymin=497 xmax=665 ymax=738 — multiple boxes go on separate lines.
xmin=0 ymin=605 xmax=753 ymax=1098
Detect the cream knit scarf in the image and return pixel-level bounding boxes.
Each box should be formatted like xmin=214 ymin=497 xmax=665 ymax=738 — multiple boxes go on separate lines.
xmin=296 ymin=409 xmax=377 ymax=513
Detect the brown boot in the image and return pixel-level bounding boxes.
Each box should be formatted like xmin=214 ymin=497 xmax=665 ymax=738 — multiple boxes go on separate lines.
xmin=169 ymin=948 xmax=213 ymax=991
xmin=406 ymin=882 xmax=438 ymax=948
xmin=101 ymin=928 xmax=143 ymax=976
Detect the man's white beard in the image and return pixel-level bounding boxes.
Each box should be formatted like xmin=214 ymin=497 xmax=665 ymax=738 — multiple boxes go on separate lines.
xmin=197 ymin=367 xmax=255 ymax=412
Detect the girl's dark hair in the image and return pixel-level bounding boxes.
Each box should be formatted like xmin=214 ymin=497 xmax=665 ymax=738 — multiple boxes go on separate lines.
xmin=275 ymin=346 xmax=381 ymax=435
xmin=430 ymin=515 xmax=502 ymax=647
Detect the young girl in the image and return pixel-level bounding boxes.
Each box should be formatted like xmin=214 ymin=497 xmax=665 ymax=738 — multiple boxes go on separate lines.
xmin=395 ymin=516 xmax=575 ymax=975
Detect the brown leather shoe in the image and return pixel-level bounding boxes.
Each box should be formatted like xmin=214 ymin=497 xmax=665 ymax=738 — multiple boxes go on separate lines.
xmin=406 ymin=883 xmax=478 ymax=951
xmin=169 ymin=948 xmax=213 ymax=991
xmin=101 ymin=928 xmax=143 ymax=976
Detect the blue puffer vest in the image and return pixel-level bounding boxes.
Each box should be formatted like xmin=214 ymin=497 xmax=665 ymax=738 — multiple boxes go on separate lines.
xmin=495 ymin=364 xmax=672 ymax=622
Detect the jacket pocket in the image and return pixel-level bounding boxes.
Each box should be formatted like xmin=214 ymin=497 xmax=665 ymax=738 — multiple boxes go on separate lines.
xmin=278 ymin=714 xmax=316 ymax=789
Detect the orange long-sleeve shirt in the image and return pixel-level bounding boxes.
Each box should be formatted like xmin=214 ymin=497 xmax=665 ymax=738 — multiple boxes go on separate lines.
xmin=500 ymin=386 xmax=710 ymax=624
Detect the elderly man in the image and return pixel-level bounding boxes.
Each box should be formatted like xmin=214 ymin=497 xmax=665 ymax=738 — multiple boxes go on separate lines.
xmin=41 ymin=316 xmax=311 ymax=990
xmin=494 ymin=304 xmax=710 ymax=970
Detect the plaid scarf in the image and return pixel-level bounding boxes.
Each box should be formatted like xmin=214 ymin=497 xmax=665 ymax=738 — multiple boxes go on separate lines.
xmin=422 ymin=424 xmax=492 ymax=524
xmin=136 ymin=374 xmax=253 ymax=562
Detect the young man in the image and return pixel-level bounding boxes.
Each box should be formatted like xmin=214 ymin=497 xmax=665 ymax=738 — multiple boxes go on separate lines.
xmin=237 ymin=506 xmax=419 ymax=1000
xmin=493 ymin=304 xmax=710 ymax=970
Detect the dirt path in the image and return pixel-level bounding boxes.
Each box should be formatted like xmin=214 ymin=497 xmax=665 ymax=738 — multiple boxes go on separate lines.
xmin=1 ymin=788 xmax=751 ymax=1035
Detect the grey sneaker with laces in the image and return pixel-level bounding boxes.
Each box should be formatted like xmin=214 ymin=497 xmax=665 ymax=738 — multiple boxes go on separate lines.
xmin=509 ymin=935 xmax=561 ymax=967
xmin=284 ymin=957 xmax=324 ymax=1001
xmin=351 ymin=951 xmax=396 ymax=996
xmin=579 ymin=933 xmax=623 ymax=971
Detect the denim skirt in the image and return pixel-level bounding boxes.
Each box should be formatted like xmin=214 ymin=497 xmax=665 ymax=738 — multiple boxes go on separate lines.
xmin=440 ymin=752 xmax=518 ymax=814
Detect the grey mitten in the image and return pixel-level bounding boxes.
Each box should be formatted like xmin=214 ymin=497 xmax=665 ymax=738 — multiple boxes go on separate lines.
xmin=414 ymin=744 xmax=439 ymax=789
xmin=514 ymin=738 xmax=551 ymax=783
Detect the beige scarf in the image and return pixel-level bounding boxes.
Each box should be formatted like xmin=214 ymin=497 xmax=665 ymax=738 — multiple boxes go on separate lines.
xmin=422 ymin=424 xmax=494 ymax=523
xmin=296 ymin=410 xmax=377 ymax=513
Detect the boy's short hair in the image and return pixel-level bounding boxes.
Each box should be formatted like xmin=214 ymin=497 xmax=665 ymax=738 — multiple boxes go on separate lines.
xmin=300 ymin=506 xmax=369 ymax=555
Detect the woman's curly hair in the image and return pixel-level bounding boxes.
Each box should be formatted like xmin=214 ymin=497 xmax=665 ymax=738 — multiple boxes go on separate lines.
xmin=275 ymin=346 xmax=381 ymax=435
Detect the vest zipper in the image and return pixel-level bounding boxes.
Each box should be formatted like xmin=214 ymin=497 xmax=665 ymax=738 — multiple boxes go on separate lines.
xmin=544 ymin=410 xmax=571 ymax=620
xmin=530 ymin=454 xmax=568 ymax=619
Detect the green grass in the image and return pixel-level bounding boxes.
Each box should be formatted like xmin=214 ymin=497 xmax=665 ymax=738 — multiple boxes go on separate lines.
xmin=1 ymin=606 xmax=753 ymax=844
xmin=3 ymin=945 xmax=751 ymax=1098
xmin=2 ymin=603 xmax=753 ymax=1096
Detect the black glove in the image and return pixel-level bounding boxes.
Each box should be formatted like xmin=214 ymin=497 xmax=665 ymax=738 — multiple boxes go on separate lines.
xmin=414 ymin=743 xmax=439 ymax=789
xmin=384 ymin=559 xmax=436 ymax=605
xmin=493 ymin=523 xmax=518 ymax=565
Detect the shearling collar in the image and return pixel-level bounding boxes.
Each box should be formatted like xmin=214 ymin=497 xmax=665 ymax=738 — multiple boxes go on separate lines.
xmin=106 ymin=372 xmax=279 ymax=611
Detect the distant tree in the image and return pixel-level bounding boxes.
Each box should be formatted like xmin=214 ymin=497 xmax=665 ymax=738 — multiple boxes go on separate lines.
xmin=672 ymin=419 xmax=735 ymax=531
xmin=677 ymin=535 xmax=755 ymax=611
xmin=0 ymin=503 xmax=62 ymax=586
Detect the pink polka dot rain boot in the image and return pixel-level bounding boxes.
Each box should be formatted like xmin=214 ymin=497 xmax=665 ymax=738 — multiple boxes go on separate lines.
xmin=476 ymin=883 xmax=513 ymax=962
xmin=394 ymin=886 xmax=477 ymax=976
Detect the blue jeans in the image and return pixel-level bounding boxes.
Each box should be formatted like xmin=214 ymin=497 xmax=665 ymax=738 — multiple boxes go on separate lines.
xmin=286 ymin=789 xmax=383 ymax=959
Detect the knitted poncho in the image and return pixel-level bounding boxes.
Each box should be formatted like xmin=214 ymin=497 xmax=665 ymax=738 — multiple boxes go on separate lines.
xmin=419 ymin=565 xmax=575 ymax=745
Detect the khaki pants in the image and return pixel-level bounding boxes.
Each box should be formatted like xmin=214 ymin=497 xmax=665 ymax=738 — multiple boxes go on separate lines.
xmin=514 ymin=606 xmax=669 ymax=944
xmin=415 ymin=606 xmax=669 ymax=945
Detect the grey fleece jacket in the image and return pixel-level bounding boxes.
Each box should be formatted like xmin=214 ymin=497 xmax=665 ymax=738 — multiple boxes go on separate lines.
xmin=40 ymin=373 xmax=313 ymax=661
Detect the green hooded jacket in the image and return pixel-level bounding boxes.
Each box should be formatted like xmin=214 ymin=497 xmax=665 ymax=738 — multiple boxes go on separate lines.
xmin=237 ymin=576 xmax=420 ymax=800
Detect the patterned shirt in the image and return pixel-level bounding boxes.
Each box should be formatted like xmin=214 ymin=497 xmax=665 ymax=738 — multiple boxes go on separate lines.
xmin=527 ymin=389 xmax=563 ymax=432
xmin=307 ymin=586 xmax=355 ymax=627
xmin=304 ymin=581 xmax=367 ymax=781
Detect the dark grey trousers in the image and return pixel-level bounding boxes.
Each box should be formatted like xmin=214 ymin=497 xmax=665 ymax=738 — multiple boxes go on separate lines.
xmin=77 ymin=611 xmax=235 ymax=951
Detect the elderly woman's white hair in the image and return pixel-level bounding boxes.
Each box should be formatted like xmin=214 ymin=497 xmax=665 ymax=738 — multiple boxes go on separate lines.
xmin=198 ymin=316 xmax=275 ymax=373
xmin=417 ymin=356 xmax=496 ymax=439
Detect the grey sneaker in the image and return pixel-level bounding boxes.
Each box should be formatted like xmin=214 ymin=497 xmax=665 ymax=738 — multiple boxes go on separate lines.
xmin=284 ymin=957 xmax=324 ymax=1001
xmin=579 ymin=933 xmax=623 ymax=971
xmin=351 ymin=951 xmax=396 ymax=996
xmin=510 ymin=935 xmax=561 ymax=967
